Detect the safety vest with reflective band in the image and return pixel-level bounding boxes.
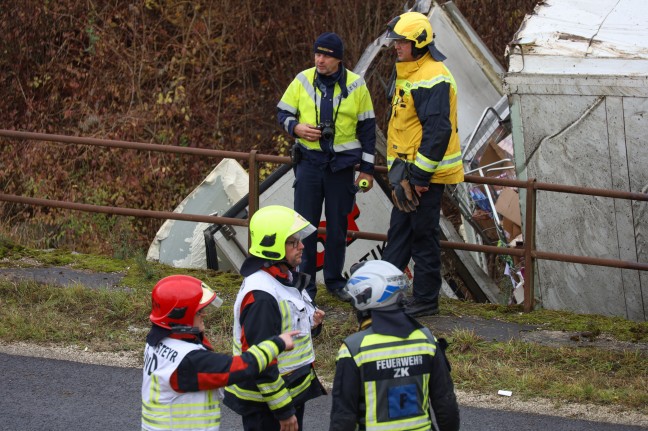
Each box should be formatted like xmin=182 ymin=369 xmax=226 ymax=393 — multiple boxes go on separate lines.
xmin=226 ymin=270 xmax=317 ymax=411
xmin=141 ymin=337 xmax=222 ymax=430
xmin=387 ymin=52 xmax=463 ymax=185
xmin=277 ymin=67 xmax=375 ymax=165
xmin=338 ymin=326 xmax=439 ymax=431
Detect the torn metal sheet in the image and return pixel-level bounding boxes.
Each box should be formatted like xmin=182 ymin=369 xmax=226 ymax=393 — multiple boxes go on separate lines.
xmin=146 ymin=158 xmax=248 ymax=270
xmin=508 ymin=0 xmax=648 ymax=75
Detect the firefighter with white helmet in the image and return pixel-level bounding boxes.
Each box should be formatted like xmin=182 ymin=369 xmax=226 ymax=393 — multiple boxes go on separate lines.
xmin=224 ymin=205 xmax=326 ymax=431
xmin=329 ymin=260 xmax=460 ymax=431
xmin=141 ymin=274 xmax=299 ymax=431
xmin=382 ymin=11 xmax=464 ymax=318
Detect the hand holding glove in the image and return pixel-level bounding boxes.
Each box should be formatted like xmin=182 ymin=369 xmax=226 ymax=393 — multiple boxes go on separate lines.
xmin=388 ymin=158 xmax=420 ymax=213
xmin=391 ymin=179 xmax=419 ymax=212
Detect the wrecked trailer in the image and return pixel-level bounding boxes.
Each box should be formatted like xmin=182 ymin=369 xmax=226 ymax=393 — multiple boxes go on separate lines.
xmin=147 ymin=0 xmax=514 ymax=305
xmin=504 ymin=0 xmax=648 ymax=320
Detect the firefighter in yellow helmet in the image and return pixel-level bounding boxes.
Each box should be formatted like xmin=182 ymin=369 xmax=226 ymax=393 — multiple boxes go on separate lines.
xmin=382 ymin=12 xmax=464 ymax=317
xmin=329 ymin=260 xmax=460 ymax=431
xmin=224 ymin=206 xmax=327 ymax=431
xmin=141 ymin=275 xmax=299 ymax=431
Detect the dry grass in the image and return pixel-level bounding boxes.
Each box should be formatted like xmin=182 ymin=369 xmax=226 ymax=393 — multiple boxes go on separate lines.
xmin=447 ymin=329 xmax=647 ymax=410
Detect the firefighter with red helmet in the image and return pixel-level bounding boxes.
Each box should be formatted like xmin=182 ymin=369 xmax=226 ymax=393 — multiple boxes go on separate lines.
xmin=141 ymin=274 xmax=299 ymax=431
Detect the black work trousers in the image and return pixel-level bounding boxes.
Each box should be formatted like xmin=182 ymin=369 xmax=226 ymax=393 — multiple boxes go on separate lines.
xmin=241 ymin=404 xmax=305 ymax=431
xmin=382 ymin=183 xmax=445 ymax=305
xmin=293 ymin=160 xmax=356 ymax=300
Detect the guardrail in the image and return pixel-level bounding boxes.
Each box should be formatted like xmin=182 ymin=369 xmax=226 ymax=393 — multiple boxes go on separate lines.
xmin=1 ymin=129 xmax=647 ymax=312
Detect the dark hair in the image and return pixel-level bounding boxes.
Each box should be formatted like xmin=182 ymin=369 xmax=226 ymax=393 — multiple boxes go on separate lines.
xmin=411 ymin=41 xmax=428 ymax=59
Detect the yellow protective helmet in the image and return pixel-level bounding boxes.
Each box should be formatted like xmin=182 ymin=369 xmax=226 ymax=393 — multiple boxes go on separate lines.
xmin=386 ymin=11 xmax=433 ymax=49
xmin=248 ymin=205 xmax=316 ymax=261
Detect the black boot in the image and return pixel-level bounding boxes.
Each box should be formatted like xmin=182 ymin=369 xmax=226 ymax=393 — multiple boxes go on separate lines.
xmin=405 ymin=298 xmax=439 ymax=317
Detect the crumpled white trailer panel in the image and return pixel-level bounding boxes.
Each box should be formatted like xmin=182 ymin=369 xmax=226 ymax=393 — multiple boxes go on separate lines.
xmin=504 ymin=0 xmax=648 ymax=320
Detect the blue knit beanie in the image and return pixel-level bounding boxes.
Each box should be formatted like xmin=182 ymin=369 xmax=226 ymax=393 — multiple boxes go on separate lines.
xmin=313 ymin=32 xmax=344 ymax=60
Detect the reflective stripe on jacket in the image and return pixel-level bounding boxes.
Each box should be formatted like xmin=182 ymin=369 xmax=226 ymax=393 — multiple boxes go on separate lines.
xmin=141 ymin=338 xmax=221 ymax=431
xmin=339 ymin=327 xmax=439 ymax=430
xmin=227 ymin=270 xmax=317 ymax=411
xmin=387 ymin=52 xmax=463 ymax=185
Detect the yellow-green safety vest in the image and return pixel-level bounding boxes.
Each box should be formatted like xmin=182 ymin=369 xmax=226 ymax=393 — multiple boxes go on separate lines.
xmin=278 ymin=67 xmax=375 ymax=156
xmin=141 ymin=337 xmax=222 ymax=430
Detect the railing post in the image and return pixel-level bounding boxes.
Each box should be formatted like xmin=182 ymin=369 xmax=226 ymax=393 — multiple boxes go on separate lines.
xmin=523 ymin=178 xmax=537 ymax=312
xmin=248 ymin=150 xmax=260 ymax=250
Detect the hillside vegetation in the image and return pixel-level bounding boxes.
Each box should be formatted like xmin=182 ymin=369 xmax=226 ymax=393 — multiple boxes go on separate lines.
xmin=0 ymin=0 xmax=537 ymax=254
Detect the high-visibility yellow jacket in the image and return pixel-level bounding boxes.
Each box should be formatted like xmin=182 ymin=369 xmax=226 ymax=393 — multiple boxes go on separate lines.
xmin=387 ymin=52 xmax=463 ymax=185
xmin=224 ymin=269 xmax=324 ymax=419
xmin=277 ymin=67 xmax=376 ymax=173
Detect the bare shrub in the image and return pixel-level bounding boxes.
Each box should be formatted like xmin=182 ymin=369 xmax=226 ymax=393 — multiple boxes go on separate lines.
xmin=0 ymin=0 xmax=536 ymax=253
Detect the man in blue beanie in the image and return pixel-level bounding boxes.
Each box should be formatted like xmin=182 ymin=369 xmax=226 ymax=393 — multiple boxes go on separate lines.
xmin=277 ymin=32 xmax=377 ymax=304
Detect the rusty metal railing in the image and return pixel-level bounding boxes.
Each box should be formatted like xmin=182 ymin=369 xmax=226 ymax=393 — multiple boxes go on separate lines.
xmin=1 ymin=129 xmax=647 ymax=312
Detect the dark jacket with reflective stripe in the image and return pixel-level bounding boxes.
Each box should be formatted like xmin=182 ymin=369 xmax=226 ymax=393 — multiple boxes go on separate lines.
xmin=144 ymin=325 xmax=287 ymax=393
xmin=223 ymin=260 xmax=325 ymax=420
xmin=329 ymin=309 xmax=460 ymax=431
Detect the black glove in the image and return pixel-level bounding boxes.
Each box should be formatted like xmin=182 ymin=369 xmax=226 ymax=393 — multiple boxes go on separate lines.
xmin=388 ymin=158 xmax=419 ymax=212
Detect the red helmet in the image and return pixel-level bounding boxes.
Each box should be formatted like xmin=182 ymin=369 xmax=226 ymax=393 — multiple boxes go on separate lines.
xmin=149 ymin=275 xmax=222 ymax=330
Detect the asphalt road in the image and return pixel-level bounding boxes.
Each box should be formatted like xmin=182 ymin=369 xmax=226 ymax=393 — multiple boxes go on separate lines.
xmin=1 ymin=352 xmax=645 ymax=431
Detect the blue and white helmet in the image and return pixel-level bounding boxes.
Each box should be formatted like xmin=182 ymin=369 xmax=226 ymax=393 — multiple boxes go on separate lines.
xmin=344 ymin=260 xmax=409 ymax=311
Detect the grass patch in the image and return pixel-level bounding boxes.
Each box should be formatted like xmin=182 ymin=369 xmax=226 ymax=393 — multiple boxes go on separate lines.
xmin=446 ymin=330 xmax=648 ymax=410
xmin=0 ymin=241 xmax=646 ymax=414
xmin=444 ymin=298 xmax=648 ymax=343
xmin=0 ymin=280 xmax=146 ymax=351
